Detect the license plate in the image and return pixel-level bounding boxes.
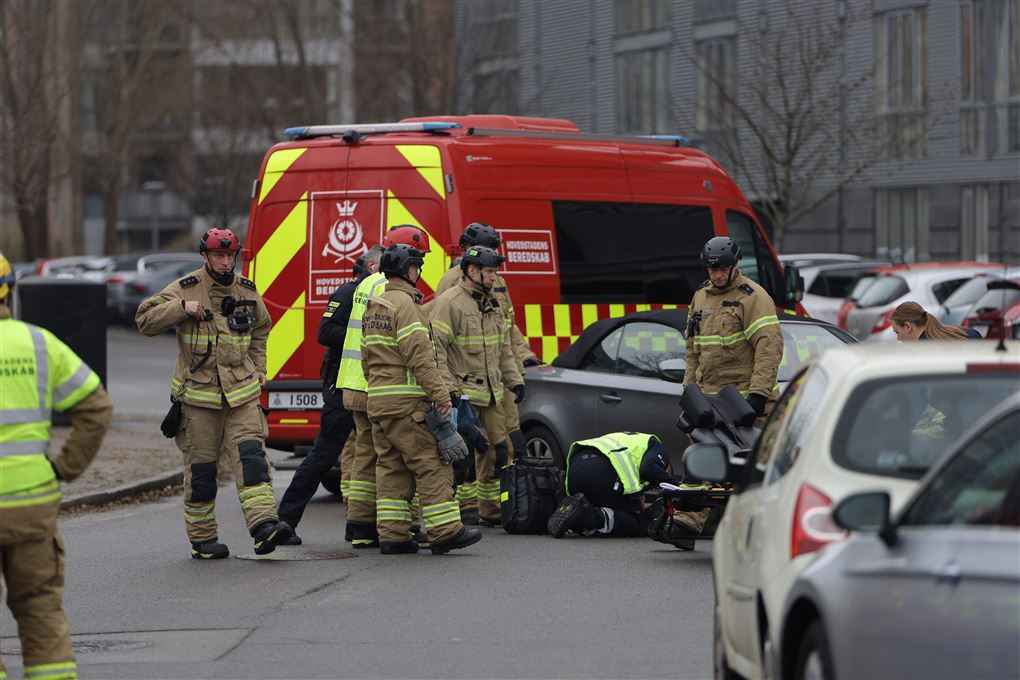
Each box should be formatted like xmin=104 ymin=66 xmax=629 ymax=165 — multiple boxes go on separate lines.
xmin=268 ymin=391 xmax=322 ymax=410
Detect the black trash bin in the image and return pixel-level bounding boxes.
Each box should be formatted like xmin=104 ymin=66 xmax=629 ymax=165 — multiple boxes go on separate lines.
xmin=16 ymin=276 xmax=108 ymax=389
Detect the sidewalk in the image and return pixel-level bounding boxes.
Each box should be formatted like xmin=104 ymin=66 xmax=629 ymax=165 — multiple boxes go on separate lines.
xmin=55 ymin=417 xmax=298 ymax=512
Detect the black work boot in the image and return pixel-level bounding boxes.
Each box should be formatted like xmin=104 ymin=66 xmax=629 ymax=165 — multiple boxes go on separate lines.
xmin=252 ymin=519 xmax=293 ymax=555
xmin=349 ymin=523 xmax=380 ymax=549
xmin=380 ymin=540 xmax=419 ymax=555
xmin=191 ymin=540 xmax=229 ymax=560
xmin=412 ymin=528 xmax=430 ymax=549
xmin=284 ymin=532 xmax=303 ymax=546
xmin=547 ymin=493 xmax=600 ymax=538
xmin=430 ymin=527 xmax=483 ymax=555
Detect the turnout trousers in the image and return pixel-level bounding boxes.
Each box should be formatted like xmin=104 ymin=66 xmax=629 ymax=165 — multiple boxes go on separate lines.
xmin=339 ymin=428 xmax=356 ymax=500
xmin=278 ymin=385 xmax=355 ymax=529
xmin=0 ymin=502 xmax=76 ymax=680
xmin=176 ymin=399 xmax=279 ymax=544
xmin=567 ymin=454 xmax=647 ymax=537
xmin=371 ymin=415 xmax=463 ymax=545
xmin=475 ymin=398 xmax=509 ymax=522
xmin=345 ymin=409 xmax=378 ymax=533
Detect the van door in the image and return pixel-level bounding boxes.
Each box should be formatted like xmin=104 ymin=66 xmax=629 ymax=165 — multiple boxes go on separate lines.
xmin=346 ymin=143 xmax=450 ymax=296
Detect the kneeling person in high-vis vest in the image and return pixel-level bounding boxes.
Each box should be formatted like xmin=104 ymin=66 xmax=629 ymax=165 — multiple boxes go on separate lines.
xmin=0 ymin=253 xmax=114 ymax=680
xmin=547 ymin=432 xmax=675 ymax=539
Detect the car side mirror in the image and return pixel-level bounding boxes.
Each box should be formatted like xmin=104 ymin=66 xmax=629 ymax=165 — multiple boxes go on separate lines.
xmin=681 ymin=442 xmax=728 ymax=482
xmin=832 ymin=491 xmax=897 ymax=547
xmin=658 ymin=358 xmax=686 ymax=383
xmin=784 ymin=264 xmax=804 ymax=304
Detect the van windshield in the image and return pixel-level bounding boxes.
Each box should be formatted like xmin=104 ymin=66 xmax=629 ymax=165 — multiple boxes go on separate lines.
xmin=553 ymin=201 xmax=714 ymax=303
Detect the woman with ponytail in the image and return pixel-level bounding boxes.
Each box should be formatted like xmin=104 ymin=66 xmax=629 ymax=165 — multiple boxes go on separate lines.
xmin=890 ymin=301 xmax=980 ymax=341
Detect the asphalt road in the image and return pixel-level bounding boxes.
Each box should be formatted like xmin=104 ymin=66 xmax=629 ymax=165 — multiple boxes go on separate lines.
xmin=0 ymin=472 xmax=715 ymax=679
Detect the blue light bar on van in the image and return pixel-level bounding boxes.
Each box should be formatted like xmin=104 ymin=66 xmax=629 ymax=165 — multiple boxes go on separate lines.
xmin=640 ymin=134 xmax=692 ymax=146
xmin=283 ymin=122 xmax=461 ymax=139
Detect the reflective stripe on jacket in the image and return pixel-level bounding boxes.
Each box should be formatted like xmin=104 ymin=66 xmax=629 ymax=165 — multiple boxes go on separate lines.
xmin=336 ymin=272 xmax=387 ymax=393
xmin=0 ymin=317 xmax=100 ymax=507
xmin=565 ymin=432 xmax=661 ymax=496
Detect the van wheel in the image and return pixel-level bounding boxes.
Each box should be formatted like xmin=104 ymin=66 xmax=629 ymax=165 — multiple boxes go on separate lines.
xmin=794 ymin=620 xmax=834 ymax=680
xmin=522 ymin=424 xmax=564 ymax=468
xmin=714 ymin=606 xmax=739 ymax=680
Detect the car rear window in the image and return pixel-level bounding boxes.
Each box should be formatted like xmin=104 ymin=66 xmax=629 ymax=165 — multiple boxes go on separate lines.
xmin=848 ymin=274 xmax=876 ymax=301
xmin=832 ymin=374 xmax=1020 ymax=480
xmin=855 ymin=275 xmax=908 ymax=307
xmin=942 ymin=276 xmax=995 ymax=309
xmin=808 ymin=269 xmax=870 ymax=298
xmin=553 ymin=201 xmax=714 ymax=304
xmin=972 ymin=287 xmax=1020 ymax=313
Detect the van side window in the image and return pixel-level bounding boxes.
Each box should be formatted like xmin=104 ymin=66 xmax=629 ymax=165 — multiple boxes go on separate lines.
xmin=553 ymin=201 xmax=714 ymax=304
xmin=726 ymin=211 xmax=782 ymax=304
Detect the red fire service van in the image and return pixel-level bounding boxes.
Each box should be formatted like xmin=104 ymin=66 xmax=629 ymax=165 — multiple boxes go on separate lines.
xmin=242 ymin=115 xmax=803 ymax=449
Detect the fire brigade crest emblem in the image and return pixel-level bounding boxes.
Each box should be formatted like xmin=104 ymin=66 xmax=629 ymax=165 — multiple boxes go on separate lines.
xmin=323 ymin=199 xmax=365 ymax=262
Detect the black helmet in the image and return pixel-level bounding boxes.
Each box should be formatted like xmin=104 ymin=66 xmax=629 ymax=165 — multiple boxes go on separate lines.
xmin=459 ymin=222 xmax=501 ymax=249
xmin=379 ymin=243 xmax=425 ymax=277
xmin=700 ymin=236 xmax=741 ymax=268
xmin=460 ymin=245 xmax=505 ymax=272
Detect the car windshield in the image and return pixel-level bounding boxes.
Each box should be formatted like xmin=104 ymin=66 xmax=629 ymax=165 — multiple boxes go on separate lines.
xmin=776 ymin=324 xmax=849 ymax=382
xmin=832 ymin=374 xmax=1020 ymax=480
xmin=972 ymin=286 xmax=1020 ymax=313
xmin=856 ymin=275 xmax=908 ymax=307
xmin=943 ymin=276 xmax=997 ymax=309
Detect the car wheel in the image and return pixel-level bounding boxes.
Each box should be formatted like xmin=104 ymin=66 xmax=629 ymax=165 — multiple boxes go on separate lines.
xmin=714 ymin=606 xmax=739 ymax=680
xmin=522 ymin=424 xmax=564 ymax=468
xmin=794 ymin=620 xmax=834 ymax=680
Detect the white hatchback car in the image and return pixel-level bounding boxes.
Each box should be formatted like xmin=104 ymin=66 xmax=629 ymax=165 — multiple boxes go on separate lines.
xmin=682 ymin=341 xmax=1020 ymax=680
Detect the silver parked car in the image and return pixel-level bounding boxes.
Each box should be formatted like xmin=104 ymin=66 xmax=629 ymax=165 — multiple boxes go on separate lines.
xmin=779 ymin=393 xmax=1020 ymax=680
xmin=519 ymin=309 xmax=856 ymax=468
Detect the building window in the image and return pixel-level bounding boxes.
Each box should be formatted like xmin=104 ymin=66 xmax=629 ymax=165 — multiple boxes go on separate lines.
xmin=875 ymin=188 xmax=929 ymax=262
xmin=961 ymin=0 xmax=1020 ymax=155
xmin=615 ymin=47 xmax=670 ymax=134
xmin=473 ymin=0 xmax=518 ymax=60
xmin=693 ymin=0 xmax=736 ymax=23
xmin=875 ymin=9 xmax=928 ymax=159
xmin=695 ymin=36 xmax=737 ymax=144
xmin=960 ymin=185 xmax=990 ymax=261
xmin=615 ymin=0 xmax=672 ymax=34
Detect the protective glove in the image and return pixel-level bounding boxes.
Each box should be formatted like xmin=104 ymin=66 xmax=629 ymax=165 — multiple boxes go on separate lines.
xmin=522 ymin=357 xmax=544 ymax=368
xmin=425 ymin=404 xmax=470 ymax=465
xmin=511 ymin=384 xmax=525 ymax=404
xmin=456 ymin=397 xmax=490 ymax=453
xmin=746 ymin=393 xmax=767 ymax=417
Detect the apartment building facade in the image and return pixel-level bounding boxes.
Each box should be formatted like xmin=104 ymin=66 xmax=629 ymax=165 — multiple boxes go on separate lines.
xmin=454 ymin=0 xmax=1020 ymax=263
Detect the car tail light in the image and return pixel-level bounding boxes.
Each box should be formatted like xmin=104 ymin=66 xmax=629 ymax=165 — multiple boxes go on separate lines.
xmin=836 ymin=300 xmax=854 ymax=329
xmin=130 ymin=283 xmax=149 ymax=294
xmin=790 ymin=484 xmax=845 ymax=559
xmin=106 ymin=274 xmax=125 ymax=284
xmin=871 ymin=308 xmax=894 ymax=334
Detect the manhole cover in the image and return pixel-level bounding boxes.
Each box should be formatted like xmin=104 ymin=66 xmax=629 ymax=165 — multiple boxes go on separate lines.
xmin=4 ymin=639 xmax=151 ymax=655
xmin=235 ymin=548 xmax=359 ymax=561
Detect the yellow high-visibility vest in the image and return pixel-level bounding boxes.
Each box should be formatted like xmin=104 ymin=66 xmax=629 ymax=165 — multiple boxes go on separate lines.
xmin=336 ymin=272 xmax=387 ymax=392
xmin=566 ymin=432 xmax=660 ymax=496
xmin=1 ymin=318 xmax=100 ymax=508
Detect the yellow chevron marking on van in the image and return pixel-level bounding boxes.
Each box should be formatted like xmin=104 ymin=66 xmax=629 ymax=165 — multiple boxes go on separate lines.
xmin=386 ymin=190 xmax=447 ymax=291
xmin=395 ymin=145 xmax=445 ymax=200
xmin=254 ymin=193 xmax=307 ymax=293
xmin=259 ymin=148 xmax=307 ymax=205
xmin=267 ymin=291 xmax=305 ymax=380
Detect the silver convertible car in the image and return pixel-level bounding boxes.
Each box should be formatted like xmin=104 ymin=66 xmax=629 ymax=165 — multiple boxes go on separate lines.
xmin=518 ymin=309 xmax=856 ymax=468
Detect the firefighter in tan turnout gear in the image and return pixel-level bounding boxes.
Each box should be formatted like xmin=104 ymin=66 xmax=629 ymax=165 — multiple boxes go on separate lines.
xmin=433 ymin=222 xmax=540 ymax=479
xmin=678 ymin=235 xmax=783 ymax=537
xmin=0 ymin=253 xmax=113 ymax=680
xmin=362 ymin=243 xmax=482 ymax=554
xmin=136 ymin=228 xmax=292 ymax=559
xmin=430 ymin=245 xmax=525 ymax=526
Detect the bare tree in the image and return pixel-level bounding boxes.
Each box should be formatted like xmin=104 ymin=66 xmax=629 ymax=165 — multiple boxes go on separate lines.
xmin=81 ymin=0 xmax=181 ymax=254
xmin=680 ymin=1 xmax=936 ymax=250
xmin=0 ymin=0 xmax=76 ymax=259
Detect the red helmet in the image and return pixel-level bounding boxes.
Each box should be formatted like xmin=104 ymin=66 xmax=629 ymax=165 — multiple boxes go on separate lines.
xmin=200 ymin=228 xmax=240 ymax=254
xmin=382 ymin=224 xmax=430 ymax=253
